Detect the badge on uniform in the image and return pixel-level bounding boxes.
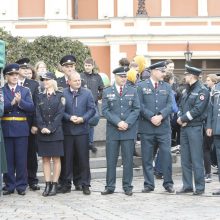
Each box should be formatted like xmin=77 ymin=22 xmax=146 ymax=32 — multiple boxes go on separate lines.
xmin=61 ymin=97 xmax=66 ymax=105
xmin=199 ymin=94 xmax=205 ymax=101
xmin=129 ymin=100 xmax=132 ymax=106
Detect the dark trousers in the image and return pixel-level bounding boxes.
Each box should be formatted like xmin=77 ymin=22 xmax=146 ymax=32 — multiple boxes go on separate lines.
xmin=105 ymin=139 xmax=134 ymax=192
xmin=27 ymin=134 xmax=38 ymax=185
xmin=141 ymin=133 xmax=173 ymax=189
xmin=203 ymin=133 xmax=213 ymax=175
xmin=180 ymin=126 xmax=205 ymax=191
xmin=63 ymin=134 xmax=91 ymax=187
xmin=4 ymin=137 xmax=28 ymax=191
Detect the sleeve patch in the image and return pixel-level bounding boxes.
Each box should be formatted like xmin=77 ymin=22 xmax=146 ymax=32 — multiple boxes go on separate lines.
xmin=199 ymin=95 xmax=205 ymax=101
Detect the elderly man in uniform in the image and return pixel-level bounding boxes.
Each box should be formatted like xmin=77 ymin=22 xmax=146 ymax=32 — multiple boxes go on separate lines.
xmin=15 ymin=58 xmax=40 ymax=191
xmin=177 ymin=65 xmax=209 ymax=195
xmin=2 ymin=63 xmax=34 ymax=195
xmin=101 ymin=66 xmax=140 ymax=196
xmin=137 ymin=61 xmax=175 ymax=193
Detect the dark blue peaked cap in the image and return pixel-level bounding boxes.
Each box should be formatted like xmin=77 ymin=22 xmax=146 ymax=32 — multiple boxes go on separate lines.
xmin=15 ymin=58 xmax=30 ymax=67
xmin=40 ymin=72 xmax=56 ymax=81
xmin=60 ymin=55 xmax=76 ymax=66
xmin=148 ymin=61 xmax=167 ymax=70
xmin=113 ymin=66 xmax=130 ymax=75
xmin=185 ymin=65 xmax=202 ymax=76
xmin=3 ymin=63 xmax=20 ymax=75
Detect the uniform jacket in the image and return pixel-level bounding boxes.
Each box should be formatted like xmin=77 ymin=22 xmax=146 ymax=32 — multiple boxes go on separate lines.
xmin=178 ymin=80 xmax=209 ymax=127
xmin=206 ymin=82 xmax=220 ymax=135
xmin=137 ymin=79 xmax=173 ymax=135
xmin=63 ymin=87 xmax=95 ymax=135
xmin=23 ymin=78 xmax=40 ymax=127
xmin=2 ymin=84 xmax=35 ymax=137
xmin=56 ymin=76 xmax=68 ymax=90
xmin=102 ymin=84 xmax=140 ymax=140
xmin=80 ymin=72 xmax=104 ymax=103
xmin=36 ymin=91 xmax=65 ymax=141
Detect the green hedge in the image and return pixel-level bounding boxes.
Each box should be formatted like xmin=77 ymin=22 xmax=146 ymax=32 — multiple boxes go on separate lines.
xmin=0 ymin=28 xmax=91 ymax=73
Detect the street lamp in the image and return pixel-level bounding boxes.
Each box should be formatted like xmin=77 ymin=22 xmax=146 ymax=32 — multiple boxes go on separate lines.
xmin=184 ymin=42 xmax=193 ymax=64
xmin=136 ymin=0 xmax=148 ymax=16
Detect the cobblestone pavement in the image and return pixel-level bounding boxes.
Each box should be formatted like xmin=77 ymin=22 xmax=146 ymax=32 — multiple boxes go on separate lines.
xmin=1 ymin=172 xmax=220 ymax=220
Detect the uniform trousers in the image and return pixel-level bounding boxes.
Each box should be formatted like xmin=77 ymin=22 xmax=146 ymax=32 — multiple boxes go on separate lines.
xmin=105 ymin=139 xmax=134 ymax=192
xmin=141 ymin=133 xmax=173 ymax=189
xmin=213 ymin=136 xmax=220 ymax=181
xmin=4 ymin=137 xmax=28 ymax=191
xmin=27 ymin=134 xmax=38 ymax=186
xmin=180 ymin=126 xmax=205 ymax=191
xmin=63 ymin=134 xmax=91 ymax=187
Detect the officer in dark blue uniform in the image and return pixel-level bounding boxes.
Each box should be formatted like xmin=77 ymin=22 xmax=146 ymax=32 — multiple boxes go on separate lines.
xmin=15 ymin=58 xmax=40 ymax=191
xmin=137 ymin=61 xmax=175 ymax=193
xmin=2 ymin=63 xmax=35 ymax=195
xmin=101 ymin=66 xmax=140 ymax=196
xmin=177 ymin=65 xmax=209 ymax=195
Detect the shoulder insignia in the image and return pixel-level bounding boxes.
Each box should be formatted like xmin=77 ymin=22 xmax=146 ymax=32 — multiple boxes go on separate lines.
xmin=199 ymin=94 xmax=205 ymax=101
xmin=61 ymin=97 xmax=66 ymax=105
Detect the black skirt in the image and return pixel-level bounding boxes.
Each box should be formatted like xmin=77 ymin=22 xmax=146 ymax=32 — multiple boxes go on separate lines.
xmin=37 ymin=140 xmax=64 ymax=157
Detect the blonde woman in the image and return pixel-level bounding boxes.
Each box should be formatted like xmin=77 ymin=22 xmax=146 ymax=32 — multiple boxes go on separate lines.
xmin=36 ymin=72 xmax=65 ymax=196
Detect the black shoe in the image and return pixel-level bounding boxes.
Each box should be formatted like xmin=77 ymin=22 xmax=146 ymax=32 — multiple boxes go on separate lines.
xmin=124 ymin=190 xmax=133 ymax=196
xmin=142 ymin=187 xmax=154 ymax=193
xmin=89 ymin=143 xmax=97 ymax=153
xmin=42 ymin=182 xmax=52 ymax=197
xmin=176 ymin=188 xmax=193 ymax=194
xmin=82 ymin=186 xmax=91 ymax=195
xmin=193 ymin=190 xmax=204 ymax=195
xmin=212 ymin=190 xmax=220 ymax=195
xmin=101 ymin=189 xmax=114 ymax=195
xmin=57 ymin=185 xmax=71 ymax=194
xmin=75 ymin=185 xmax=82 ymax=191
xmin=155 ymin=174 xmax=163 ymax=179
xmin=165 ymin=186 xmax=175 ymax=193
xmin=29 ymin=184 xmax=40 ymax=191
xmin=3 ymin=190 xmax=14 ymax=195
xmin=48 ymin=182 xmax=57 ymax=196
xmin=17 ymin=190 xmax=26 ymax=196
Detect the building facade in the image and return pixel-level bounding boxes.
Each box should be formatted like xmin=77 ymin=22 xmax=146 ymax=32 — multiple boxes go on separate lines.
xmin=0 ymin=0 xmax=220 ymax=79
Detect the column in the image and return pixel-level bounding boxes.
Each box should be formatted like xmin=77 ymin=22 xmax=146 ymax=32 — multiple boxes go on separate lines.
xmin=117 ymin=0 xmax=133 ymax=17
xmin=98 ymin=0 xmax=114 ymax=19
xmin=161 ymin=0 xmax=170 ymax=16
xmin=198 ymin=0 xmax=208 ymax=16
xmin=110 ymin=43 xmax=120 ymax=83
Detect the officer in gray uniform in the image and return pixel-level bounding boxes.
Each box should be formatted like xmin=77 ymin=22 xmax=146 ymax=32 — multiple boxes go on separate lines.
xmin=206 ymin=74 xmax=220 ymax=195
xmin=177 ymin=65 xmax=209 ymax=195
xmin=101 ymin=66 xmax=140 ymax=196
xmin=137 ymin=61 xmax=174 ymax=193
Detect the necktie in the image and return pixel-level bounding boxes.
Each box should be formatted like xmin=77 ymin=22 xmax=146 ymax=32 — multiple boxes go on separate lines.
xmin=20 ymin=82 xmax=23 ymax=86
xmin=155 ymin=82 xmax=158 ymax=89
xmin=11 ymin=88 xmax=15 ymax=96
xmin=119 ymin=86 xmax=123 ymax=96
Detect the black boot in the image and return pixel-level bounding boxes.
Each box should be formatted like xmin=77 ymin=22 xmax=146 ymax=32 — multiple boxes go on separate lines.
xmin=48 ymin=182 xmax=57 ymax=196
xmin=42 ymin=182 xmax=51 ymax=197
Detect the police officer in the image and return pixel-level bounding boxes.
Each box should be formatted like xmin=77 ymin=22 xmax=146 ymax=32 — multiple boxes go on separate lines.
xmin=62 ymin=72 xmax=95 ymax=195
xmin=101 ymin=66 xmax=140 ymax=196
xmin=36 ymin=72 xmax=65 ymax=197
xmin=56 ymin=55 xmax=82 ymax=192
xmin=137 ymin=61 xmax=175 ymax=193
xmin=2 ymin=63 xmax=35 ymax=195
xmin=177 ymin=65 xmax=209 ymax=195
xmin=16 ymin=58 xmax=40 ymax=191
xmin=206 ymin=73 xmax=220 ymax=195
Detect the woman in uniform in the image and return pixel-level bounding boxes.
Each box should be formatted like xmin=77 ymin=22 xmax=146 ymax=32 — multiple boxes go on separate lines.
xmin=36 ymin=72 xmax=65 ymax=197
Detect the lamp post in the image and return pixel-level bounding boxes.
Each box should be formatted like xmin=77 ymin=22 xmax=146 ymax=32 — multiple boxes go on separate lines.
xmin=136 ymin=0 xmax=148 ymax=16
xmin=184 ymin=42 xmax=193 ymax=65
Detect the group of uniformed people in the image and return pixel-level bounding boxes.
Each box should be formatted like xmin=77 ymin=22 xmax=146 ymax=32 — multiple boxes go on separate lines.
xmin=1 ymin=54 xmax=220 ymax=197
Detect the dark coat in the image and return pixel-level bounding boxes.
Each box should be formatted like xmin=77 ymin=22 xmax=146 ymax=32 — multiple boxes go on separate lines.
xmin=102 ymin=84 xmax=140 ymax=140
xmin=36 ymin=91 xmax=65 ymax=141
xmin=63 ymin=87 xmax=95 ymax=135
xmin=2 ymin=84 xmax=35 ymax=137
